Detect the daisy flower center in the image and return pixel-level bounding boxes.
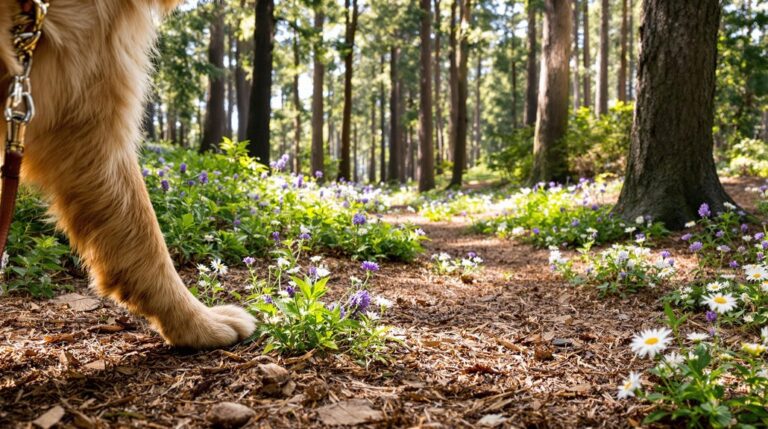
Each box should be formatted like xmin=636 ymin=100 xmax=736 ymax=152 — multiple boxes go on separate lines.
xmin=645 ymin=337 xmax=659 ymax=345
xmin=714 ymin=296 xmax=727 ymax=304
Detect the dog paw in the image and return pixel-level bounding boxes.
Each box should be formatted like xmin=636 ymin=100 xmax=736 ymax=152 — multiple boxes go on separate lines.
xmin=160 ymin=304 xmax=257 ymax=349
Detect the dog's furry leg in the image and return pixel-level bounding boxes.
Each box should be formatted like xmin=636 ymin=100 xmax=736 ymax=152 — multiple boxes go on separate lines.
xmin=8 ymin=0 xmax=256 ymax=349
xmin=28 ymin=136 xmax=256 ymax=348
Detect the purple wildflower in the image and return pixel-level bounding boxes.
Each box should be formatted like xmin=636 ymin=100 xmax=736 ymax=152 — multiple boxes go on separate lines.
xmin=348 ymin=290 xmax=371 ymax=314
xmin=571 ymin=219 xmax=580 ymax=227
xmin=198 ymin=171 xmax=209 ymax=185
xmin=272 ymin=231 xmax=281 ymax=242
xmin=180 ymin=162 xmax=187 ymax=173
xmin=741 ymin=224 xmax=749 ymax=233
xmin=353 ymin=213 xmax=367 ymax=226
xmin=698 ymin=203 xmax=711 ymax=218
xmin=315 ymin=170 xmax=323 ymax=179
xmin=243 ymin=256 xmax=256 ymax=266
xmin=285 ymin=285 xmax=297 ymax=298
xmin=467 ymin=251 xmax=477 ymax=259
xmin=298 ymin=232 xmax=311 ymax=240
xmin=660 ymin=250 xmax=671 ymax=259
xmin=142 ymin=168 xmax=150 ymax=177
xmin=262 ymin=295 xmax=273 ymax=304
xmin=689 ymin=241 xmax=703 ymax=252
xmin=532 ymin=227 xmax=541 ymax=235
xmin=705 ymin=311 xmax=718 ymax=324
xmin=755 ymin=232 xmax=765 ymax=241
xmin=361 ymin=261 xmax=380 ymax=272
xmin=681 ymin=233 xmax=692 ymax=241
xmin=233 ymin=218 xmax=241 ymax=227
xmin=715 ymin=230 xmax=725 ymax=238
xmin=161 ymin=180 xmax=169 ymax=192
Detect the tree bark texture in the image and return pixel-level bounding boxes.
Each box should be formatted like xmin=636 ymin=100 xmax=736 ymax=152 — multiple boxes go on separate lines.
xmin=311 ymin=8 xmax=326 ymax=178
xmin=338 ymin=0 xmax=359 ymax=181
xmin=581 ymin=0 xmax=590 ymax=108
xmin=419 ymin=0 xmax=436 ymax=191
xmin=388 ymin=46 xmax=403 ymax=183
xmin=246 ymin=0 xmax=275 ymax=165
xmin=200 ymin=5 xmax=226 ymax=152
xmin=524 ymin=1 xmax=538 ymax=126
xmin=596 ymin=0 xmax=609 ymax=115
xmin=617 ymin=0 xmax=628 ymax=102
xmin=449 ymin=0 xmax=471 ymax=187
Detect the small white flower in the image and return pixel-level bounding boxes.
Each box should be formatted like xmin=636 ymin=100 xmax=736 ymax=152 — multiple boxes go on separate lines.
xmin=741 ymin=342 xmax=767 ymax=356
xmin=549 ymin=250 xmax=568 ymax=265
xmin=197 ymin=264 xmax=211 ymax=274
xmin=616 ymin=372 xmax=642 ymax=399
xmin=743 ymin=235 xmax=754 ymax=243
xmin=684 ymin=221 xmax=696 ymax=228
xmin=276 ymin=257 xmax=290 ymax=268
xmin=625 ymin=227 xmax=637 ymax=234
xmin=631 ymin=328 xmax=672 ymax=359
xmin=373 ymin=296 xmax=394 ymax=309
xmin=300 ymin=225 xmax=311 ymax=234
xmin=702 ymin=293 xmax=738 ymax=314
xmin=761 ymin=326 xmax=768 ymax=344
xmin=635 ymin=216 xmax=645 ymax=225
xmin=687 ymin=332 xmax=709 ymax=342
xmin=310 ymin=255 xmax=323 ymax=263
xmin=315 ymin=266 xmax=331 ymax=278
xmin=724 ymin=202 xmax=737 ymax=210
xmin=663 ymin=352 xmax=685 ymax=369
xmin=743 ymin=314 xmax=755 ymax=323
xmin=210 ymin=259 xmax=228 ymax=275
xmin=744 ymin=265 xmax=768 ymax=282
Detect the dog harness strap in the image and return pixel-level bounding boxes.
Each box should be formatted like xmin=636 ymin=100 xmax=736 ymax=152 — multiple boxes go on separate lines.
xmin=0 ymin=0 xmax=49 ymax=268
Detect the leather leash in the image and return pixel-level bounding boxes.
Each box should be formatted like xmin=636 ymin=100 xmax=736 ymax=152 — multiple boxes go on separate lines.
xmin=0 ymin=0 xmax=48 ymax=266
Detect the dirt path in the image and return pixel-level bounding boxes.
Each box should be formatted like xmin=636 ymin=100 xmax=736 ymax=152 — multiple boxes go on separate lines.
xmin=0 ymin=178 xmax=762 ymax=428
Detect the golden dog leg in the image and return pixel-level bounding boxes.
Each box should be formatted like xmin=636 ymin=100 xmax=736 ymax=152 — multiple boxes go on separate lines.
xmin=24 ymin=130 xmax=256 ymax=349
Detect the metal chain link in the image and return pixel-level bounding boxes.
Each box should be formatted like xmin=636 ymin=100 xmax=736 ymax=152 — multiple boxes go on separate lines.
xmin=4 ymin=0 xmax=48 ymax=154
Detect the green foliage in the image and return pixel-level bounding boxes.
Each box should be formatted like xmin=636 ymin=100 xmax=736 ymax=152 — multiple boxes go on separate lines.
xmin=680 ymin=202 xmax=757 ymax=269
xmin=143 ymin=141 xmax=425 ymax=265
xmin=487 ymin=127 xmax=534 ymax=183
xmin=430 ymin=252 xmax=484 ymax=277
xmin=723 ymin=138 xmax=768 ymax=177
xmin=550 ymin=244 xmax=676 ymax=297
xmin=473 ymin=181 xmax=667 ymax=248
xmin=565 ymin=103 xmax=634 ymax=178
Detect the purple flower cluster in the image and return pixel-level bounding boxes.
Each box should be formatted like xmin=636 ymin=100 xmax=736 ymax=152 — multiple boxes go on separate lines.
xmin=347 ymin=290 xmax=371 ymax=315
xmin=698 ymin=203 xmax=711 ymax=218
xmin=353 ymin=213 xmax=367 ymax=226
xmin=270 ymin=154 xmax=290 ymax=171
xmin=361 ymin=261 xmax=380 ymax=272
xmin=243 ymin=256 xmax=256 ymax=266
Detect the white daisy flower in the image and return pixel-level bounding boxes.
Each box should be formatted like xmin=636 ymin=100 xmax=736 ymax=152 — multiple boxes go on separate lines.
xmin=663 ymin=352 xmax=685 ymax=369
xmin=616 ymin=372 xmax=642 ymax=399
xmin=702 ymin=293 xmax=738 ymax=314
xmin=315 ymin=266 xmax=331 ymax=278
xmin=706 ymin=281 xmax=726 ymax=292
xmin=210 ymin=259 xmax=228 ymax=275
xmin=197 ymin=264 xmax=211 ymax=274
xmin=744 ymin=314 xmax=755 ymax=323
xmin=761 ymin=281 xmax=768 ymax=293
xmin=761 ymin=326 xmax=768 ymax=344
xmin=548 ymin=250 xmax=568 ymax=265
xmin=631 ymin=328 xmax=672 ymax=359
xmin=687 ymin=332 xmax=709 ymax=342
xmin=684 ymin=221 xmax=696 ymax=228
xmin=310 ymin=255 xmax=323 ymax=263
xmin=276 ymin=257 xmax=290 ymax=268
xmin=744 ymin=265 xmax=768 ymax=282
xmin=373 ymin=296 xmax=394 ymax=309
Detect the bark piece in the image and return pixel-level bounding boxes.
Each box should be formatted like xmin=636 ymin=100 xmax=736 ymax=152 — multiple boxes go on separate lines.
xmin=316 ymin=400 xmax=383 ymax=426
xmin=206 ymin=402 xmax=256 ymax=429
xmin=32 ymin=406 xmax=65 ymax=429
xmin=52 ymin=293 xmax=100 ymax=312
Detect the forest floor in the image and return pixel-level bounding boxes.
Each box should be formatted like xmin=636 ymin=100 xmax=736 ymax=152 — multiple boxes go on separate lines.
xmin=0 ymin=177 xmax=763 ymax=429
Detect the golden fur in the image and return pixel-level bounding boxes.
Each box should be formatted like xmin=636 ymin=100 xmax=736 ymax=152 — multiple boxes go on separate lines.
xmin=0 ymin=0 xmax=256 ymax=348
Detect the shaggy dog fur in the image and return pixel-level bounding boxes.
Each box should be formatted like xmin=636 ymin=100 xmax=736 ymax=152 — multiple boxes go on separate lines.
xmin=0 ymin=0 xmax=256 ymax=348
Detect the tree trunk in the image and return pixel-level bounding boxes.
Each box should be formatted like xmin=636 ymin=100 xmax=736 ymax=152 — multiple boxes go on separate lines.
xmin=380 ymin=55 xmax=387 ymax=181
xmin=353 ymin=123 xmax=359 ymax=182
xmin=142 ymin=96 xmax=157 ymax=141
xmin=434 ymin=0 xmax=444 ymax=175
xmin=472 ymin=52 xmax=482 ymax=167
xmin=246 ymin=0 xmax=275 ymax=165
xmin=596 ymin=0 xmax=609 ymax=116
xmin=338 ymin=0 xmax=359 ymax=181
xmin=572 ymin=0 xmax=580 ymax=109
xmin=156 ymin=99 xmax=164 ymax=139
xmin=311 ymin=8 xmax=325 ymax=179
xmin=617 ymin=0 xmax=628 ymax=102
xmin=369 ymin=93 xmax=377 ymax=183
xmin=235 ymin=0 xmax=252 ymax=141
xmin=448 ymin=0 xmax=459 ymax=162
xmin=531 ymin=0 xmax=572 ymax=183
xmin=398 ymin=75 xmax=408 ymax=183
xmin=388 ymin=46 xmax=402 ymax=183
xmin=511 ymin=36 xmax=518 ymax=127
xmin=614 ymin=0 xmax=733 ymax=229
xmin=449 ymin=0 xmax=471 ymax=188
xmin=226 ymin=25 xmax=235 ymax=139
xmin=292 ymin=26 xmax=302 ymax=174
xmin=168 ymin=108 xmax=177 ymax=144
xmin=628 ymin=0 xmax=635 ymax=100
xmin=582 ymin=0 xmax=591 ymax=108
xmin=419 ymin=0 xmax=436 ymax=191
xmin=524 ymin=1 xmax=538 ymax=126
xmin=200 ymin=5 xmax=226 ymax=152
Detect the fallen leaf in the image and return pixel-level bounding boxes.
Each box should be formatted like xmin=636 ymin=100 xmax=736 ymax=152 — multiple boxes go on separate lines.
xmin=44 ymin=333 xmax=77 ymax=344
xmin=534 ymin=346 xmax=553 ymax=361
xmin=52 ymin=293 xmax=101 ymax=312
xmin=32 ymin=405 xmax=65 ymax=429
xmin=463 ymin=363 xmax=498 ymax=375
xmin=316 ymin=400 xmax=383 ymax=426
xmin=84 ymin=360 xmax=107 ymax=371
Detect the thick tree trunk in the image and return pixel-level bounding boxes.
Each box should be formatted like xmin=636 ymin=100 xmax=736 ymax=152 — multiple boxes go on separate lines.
xmin=614 ymin=0 xmax=734 ymax=229
xmin=524 ymin=1 xmax=538 ymax=126
xmin=419 ymin=0 xmax=436 ymax=191
xmin=388 ymin=47 xmax=402 ymax=183
xmin=353 ymin=123 xmax=359 ymax=182
xmin=448 ymin=0 xmax=459 ymax=162
xmin=531 ymin=0 xmax=572 ymax=183
xmin=582 ymin=0 xmax=591 ymax=108
xmin=398 ymin=76 xmax=408 ymax=183
xmin=246 ymin=0 xmax=275 ymax=165
xmin=292 ymin=27 xmax=302 ymax=174
xmin=434 ymin=0 xmax=445 ymax=175
xmin=628 ymin=0 xmax=635 ymax=101
xmin=235 ymin=0 xmax=253 ymax=141
xmin=311 ymin=8 xmax=325 ymax=178
xmin=338 ymin=0 xmax=359 ymax=181
xmin=200 ymin=6 xmax=226 ymax=152
xmin=572 ymin=0 xmax=580 ymax=109
xmin=449 ymin=0 xmax=471 ymax=188
xmin=617 ymin=0 xmax=628 ymax=102
xmin=596 ymin=0 xmax=609 ymax=116
xmin=168 ymin=108 xmax=177 ymax=144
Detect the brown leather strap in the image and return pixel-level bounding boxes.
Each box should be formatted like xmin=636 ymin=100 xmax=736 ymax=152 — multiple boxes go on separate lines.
xmin=0 ymin=151 xmax=22 ymax=257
